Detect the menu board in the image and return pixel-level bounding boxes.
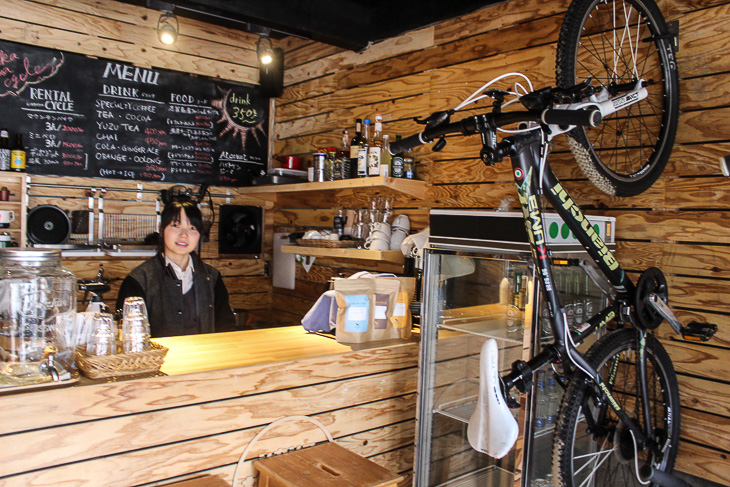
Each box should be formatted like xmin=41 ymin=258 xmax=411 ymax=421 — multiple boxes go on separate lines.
xmin=0 ymin=40 xmax=268 ymax=186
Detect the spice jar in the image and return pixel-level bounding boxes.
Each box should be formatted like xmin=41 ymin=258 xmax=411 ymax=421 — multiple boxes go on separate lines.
xmin=0 ymin=249 xmax=78 ymax=386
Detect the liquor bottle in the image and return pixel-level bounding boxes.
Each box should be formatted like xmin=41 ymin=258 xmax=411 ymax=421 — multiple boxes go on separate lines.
xmin=368 ymin=114 xmax=384 ymax=177
xmin=513 ymin=273 xmax=523 ymax=308
xmin=338 ymin=129 xmax=351 ymax=179
xmin=326 ymin=147 xmax=339 ymax=181
xmin=357 ymin=119 xmax=370 ymax=178
xmin=10 ymin=134 xmax=26 ymax=172
xmin=350 ymin=120 xmax=365 ymax=178
xmin=391 ymin=134 xmax=404 ymax=178
xmin=518 ymin=274 xmax=527 ymax=310
xmin=381 ymin=134 xmax=391 ymax=177
xmin=535 ymin=370 xmax=547 ymax=429
xmin=0 ymin=129 xmax=10 ymax=171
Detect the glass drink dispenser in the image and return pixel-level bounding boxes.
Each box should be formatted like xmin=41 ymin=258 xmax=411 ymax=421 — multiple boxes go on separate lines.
xmin=0 ymin=249 xmax=78 ymax=387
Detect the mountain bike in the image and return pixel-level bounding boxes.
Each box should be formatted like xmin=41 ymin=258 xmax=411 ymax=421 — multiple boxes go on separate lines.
xmin=390 ymin=1 xmax=716 ymax=486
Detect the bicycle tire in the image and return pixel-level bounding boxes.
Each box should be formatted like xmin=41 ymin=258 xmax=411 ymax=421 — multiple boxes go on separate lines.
xmin=556 ymin=0 xmax=679 ymax=197
xmin=552 ymin=328 xmax=681 ymax=487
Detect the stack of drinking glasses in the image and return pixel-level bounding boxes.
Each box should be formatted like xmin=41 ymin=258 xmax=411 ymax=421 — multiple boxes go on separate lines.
xmin=121 ymin=297 xmax=151 ymax=354
xmin=86 ymin=312 xmax=116 ymax=356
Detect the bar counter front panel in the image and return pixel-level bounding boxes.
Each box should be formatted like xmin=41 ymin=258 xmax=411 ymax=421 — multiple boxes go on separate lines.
xmin=0 ymin=327 xmax=419 ymax=486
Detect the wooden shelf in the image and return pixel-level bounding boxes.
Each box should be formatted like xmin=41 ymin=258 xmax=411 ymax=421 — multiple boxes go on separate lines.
xmin=281 ymin=244 xmax=405 ymax=264
xmin=0 ymin=171 xmax=28 ymax=247
xmin=240 ymin=176 xmax=426 ymax=200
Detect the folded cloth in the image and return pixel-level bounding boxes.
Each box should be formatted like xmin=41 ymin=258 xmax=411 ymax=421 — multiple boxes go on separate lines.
xmin=301 ymin=290 xmax=338 ymax=332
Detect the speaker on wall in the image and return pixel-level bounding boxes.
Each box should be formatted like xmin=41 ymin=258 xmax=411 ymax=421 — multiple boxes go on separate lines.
xmin=27 ymin=205 xmax=71 ymax=245
xmin=218 ymin=205 xmax=263 ymax=256
xmin=259 ymin=47 xmax=284 ymax=98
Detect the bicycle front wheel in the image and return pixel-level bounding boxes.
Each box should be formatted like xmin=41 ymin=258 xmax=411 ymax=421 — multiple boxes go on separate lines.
xmin=552 ymin=328 xmax=681 ymax=487
xmin=556 ymin=0 xmax=679 ymax=197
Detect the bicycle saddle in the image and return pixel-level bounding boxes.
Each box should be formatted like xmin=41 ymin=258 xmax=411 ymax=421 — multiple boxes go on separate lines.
xmin=467 ymin=338 xmax=518 ymax=459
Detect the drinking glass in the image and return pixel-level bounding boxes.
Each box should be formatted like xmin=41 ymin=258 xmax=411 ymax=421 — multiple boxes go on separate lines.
xmin=87 ymin=313 xmax=117 ymax=356
xmin=122 ymin=297 xmax=150 ymax=353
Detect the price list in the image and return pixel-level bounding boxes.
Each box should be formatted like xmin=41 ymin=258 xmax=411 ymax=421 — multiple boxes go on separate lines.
xmin=0 ymin=40 xmax=268 ymax=186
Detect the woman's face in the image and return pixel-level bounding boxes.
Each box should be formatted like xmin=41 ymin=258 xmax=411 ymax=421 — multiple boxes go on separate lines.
xmin=163 ymin=209 xmax=200 ymax=262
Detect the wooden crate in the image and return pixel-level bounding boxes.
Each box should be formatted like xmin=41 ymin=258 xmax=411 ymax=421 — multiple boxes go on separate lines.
xmin=254 ymin=442 xmax=403 ymax=487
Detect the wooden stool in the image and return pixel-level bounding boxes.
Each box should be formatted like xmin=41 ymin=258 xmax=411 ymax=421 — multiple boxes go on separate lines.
xmin=254 ymin=442 xmax=403 ymax=487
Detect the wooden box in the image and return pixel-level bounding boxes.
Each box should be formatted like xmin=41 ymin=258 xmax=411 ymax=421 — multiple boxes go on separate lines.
xmin=254 ymin=442 xmax=403 ymax=487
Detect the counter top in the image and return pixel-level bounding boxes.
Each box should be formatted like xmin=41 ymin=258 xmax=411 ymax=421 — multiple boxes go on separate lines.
xmin=154 ymin=326 xmax=404 ymax=376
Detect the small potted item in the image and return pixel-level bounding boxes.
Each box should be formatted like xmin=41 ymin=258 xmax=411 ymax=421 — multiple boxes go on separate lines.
xmin=0 ymin=186 xmax=8 ymax=201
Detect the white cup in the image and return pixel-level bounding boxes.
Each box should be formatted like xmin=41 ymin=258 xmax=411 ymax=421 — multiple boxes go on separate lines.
xmin=392 ymin=214 xmax=410 ymax=232
xmin=390 ymin=227 xmax=409 ymax=250
xmin=0 ymin=210 xmax=15 ymax=224
xmin=372 ymin=222 xmax=390 ymax=236
xmin=303 ymin=230 xmax=322 ymax=240
xmin=365 ymin=236 xmax=390 ymax=251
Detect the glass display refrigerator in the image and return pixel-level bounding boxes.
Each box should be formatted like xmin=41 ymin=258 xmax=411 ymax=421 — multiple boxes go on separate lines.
xmin=414 ymin=210 xmax=614 ymax=487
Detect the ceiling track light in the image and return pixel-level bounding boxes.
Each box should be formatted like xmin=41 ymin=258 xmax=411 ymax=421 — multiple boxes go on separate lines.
xmin=256 ymin=34 xmax=274 ymax=65
xmin=157 ymin=11 xmax=179 ymax=45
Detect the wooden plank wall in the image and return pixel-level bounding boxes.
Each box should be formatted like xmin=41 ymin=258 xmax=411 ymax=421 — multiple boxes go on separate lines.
xmin=0 ymin=0 xmax=276 ymax=318
xmin=274 ymin=0 xmax=730 ymax=484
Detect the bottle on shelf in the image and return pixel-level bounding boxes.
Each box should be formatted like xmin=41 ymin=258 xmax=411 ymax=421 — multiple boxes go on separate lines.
xmin=535 ymin=370 xmax=547 ymax=429
xmin=368 ymin=114 xmax=384 ymax=177
xmin=338 ymin=129 xmax=352 ymax=179
xmin=499 ymin=273 xmax=512 ymax=305
xmin=357 ymin=119 xmax=370 ymax=178
xmin=333 ymin=209 xmax=346 ymax=236
xmin=513 ymin=273 xmax=524 ymax=309
xmin=381 ymin=134 xmax=391 ymax=177
xmin=322 ymin=147 xmax=334 ymax=181
xmin=0 ymin=129 xmax=10 ymax=171
xmin=350 ymin=119 xmax=365 ymax=178
xmin=404 ymin=149 xmax=416 ymax=179
xmin=391 ymin=134 xmax=405 ymax=178
xmin=10 ymin=133 xmax=26 ymax=172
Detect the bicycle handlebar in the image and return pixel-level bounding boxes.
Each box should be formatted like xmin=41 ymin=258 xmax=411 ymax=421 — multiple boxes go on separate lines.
xmin=389 ymin=107 xmax=601 ymax=155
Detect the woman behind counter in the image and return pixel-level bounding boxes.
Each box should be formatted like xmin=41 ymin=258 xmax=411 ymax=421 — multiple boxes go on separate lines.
xmin=115 ymin=198 xmax=236 ymax=337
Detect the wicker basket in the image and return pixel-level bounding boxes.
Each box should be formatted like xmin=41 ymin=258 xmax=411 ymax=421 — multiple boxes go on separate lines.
xmin=76 ymin=341 xmax=168 ymax=379
xmin=296 ymin=238 xmax=361 ymax=248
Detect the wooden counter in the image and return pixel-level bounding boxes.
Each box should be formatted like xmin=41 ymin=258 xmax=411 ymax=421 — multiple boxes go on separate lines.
xmin=0 ymin=327 xmax=420 ymax=487
xmin=154 ymin=327 xmax=368 ymax=376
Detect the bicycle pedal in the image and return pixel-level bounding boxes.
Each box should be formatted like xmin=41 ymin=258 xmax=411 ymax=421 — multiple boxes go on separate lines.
xmin=681 ymin=321 xmax=717 ymax=342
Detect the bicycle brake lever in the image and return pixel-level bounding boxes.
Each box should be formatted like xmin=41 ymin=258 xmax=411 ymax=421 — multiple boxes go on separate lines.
xmin=414 ymin=110 xmax=453 ymax=128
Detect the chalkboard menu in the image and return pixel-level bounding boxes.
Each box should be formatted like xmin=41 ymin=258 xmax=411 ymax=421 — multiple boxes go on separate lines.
xmin=0 ymin=40 xmax=268 ymax=186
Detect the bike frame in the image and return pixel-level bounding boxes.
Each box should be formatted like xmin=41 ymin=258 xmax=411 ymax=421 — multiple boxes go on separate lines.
xmin=501 ymin=128 xmax=659 ymax=455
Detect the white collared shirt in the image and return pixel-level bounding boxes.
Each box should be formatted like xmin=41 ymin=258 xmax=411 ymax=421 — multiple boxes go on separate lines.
xmin=165 ymin=255 xmax=195 ymax=294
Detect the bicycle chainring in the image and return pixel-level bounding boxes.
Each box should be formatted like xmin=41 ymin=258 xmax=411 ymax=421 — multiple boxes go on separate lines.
xmin=635 ymin=267 xmax=668 ymax=330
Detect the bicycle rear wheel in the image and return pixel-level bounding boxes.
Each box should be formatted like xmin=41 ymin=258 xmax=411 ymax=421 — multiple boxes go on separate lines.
xmin=556 ymin=0 xmax=679 ymax=197
xmin=552 ymin=328 xmax=680 ymax=487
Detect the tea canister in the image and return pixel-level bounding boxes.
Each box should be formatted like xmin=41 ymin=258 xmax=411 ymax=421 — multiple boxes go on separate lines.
xmin=0 ymin=249 xmax=78 ymax=387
